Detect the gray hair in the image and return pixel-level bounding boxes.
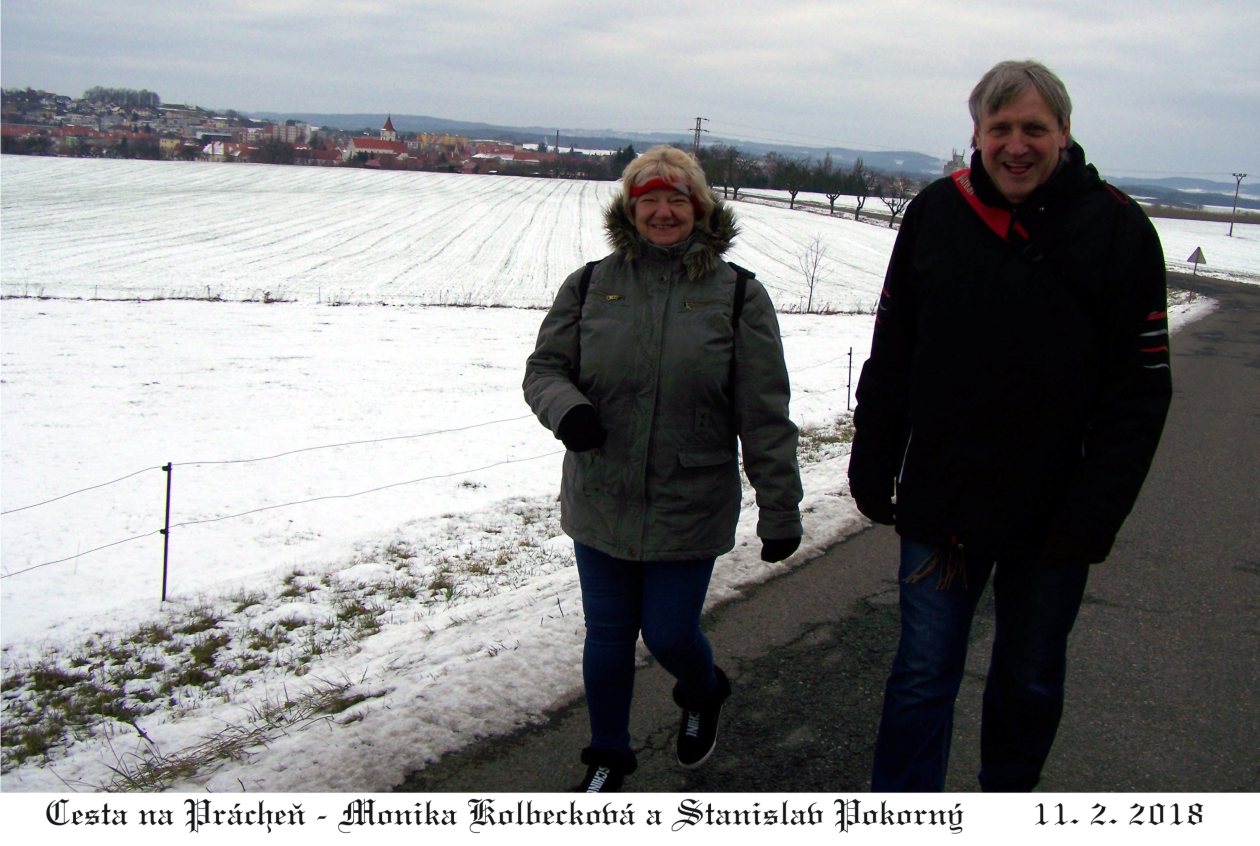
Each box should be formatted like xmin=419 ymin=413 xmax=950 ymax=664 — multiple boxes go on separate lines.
xmin=969 ymin=60 xmax=1072 ymax=130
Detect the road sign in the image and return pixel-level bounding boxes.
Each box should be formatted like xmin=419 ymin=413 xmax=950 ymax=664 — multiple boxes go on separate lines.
xmin=1188 ymin=246 xmax=1206 ymax=275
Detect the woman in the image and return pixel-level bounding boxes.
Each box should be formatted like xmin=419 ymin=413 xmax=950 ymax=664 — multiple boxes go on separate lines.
xmin=523 ymin=145 xmax=802 ymax=792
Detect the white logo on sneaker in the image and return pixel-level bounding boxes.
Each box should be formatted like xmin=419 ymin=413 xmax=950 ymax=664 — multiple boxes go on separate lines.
xmin=685 ymin=712 xmax=701 ymax=738
xmin=586 ymin=765 xmax=611 ymax=792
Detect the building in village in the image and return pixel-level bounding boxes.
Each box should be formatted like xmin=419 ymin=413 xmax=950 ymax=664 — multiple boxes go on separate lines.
xmin=344 ymin=115 xmax=409 ymax=165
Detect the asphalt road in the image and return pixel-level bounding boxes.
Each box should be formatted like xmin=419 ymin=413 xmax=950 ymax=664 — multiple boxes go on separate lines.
xmin=398 ymin=271 xmax=1259 ymax=793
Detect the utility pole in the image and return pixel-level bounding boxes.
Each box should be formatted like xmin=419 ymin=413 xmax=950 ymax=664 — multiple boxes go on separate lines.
xmin=691 ymin=117 xmax=709 ymax=157
xmin=1229 ymin=173 xmax=1247 ymax=237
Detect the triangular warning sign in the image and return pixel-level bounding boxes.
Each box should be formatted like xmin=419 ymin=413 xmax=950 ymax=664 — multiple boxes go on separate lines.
xmin=1188 ymin=247 xmax=1206 ymax=264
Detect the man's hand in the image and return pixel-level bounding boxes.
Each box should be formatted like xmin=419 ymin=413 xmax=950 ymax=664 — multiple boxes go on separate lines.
xmin=855 ymin=496 xmax=896 ymax=526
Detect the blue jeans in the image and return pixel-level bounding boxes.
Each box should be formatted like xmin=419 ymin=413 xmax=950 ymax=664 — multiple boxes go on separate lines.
xmin=871 ymin=537 xmax=1089 ymax=792
xmin=574 ymin=541 xmax=719 ymax=755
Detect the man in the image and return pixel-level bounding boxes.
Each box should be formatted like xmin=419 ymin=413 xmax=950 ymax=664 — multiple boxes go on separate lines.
xmin=848 ymin=60 xmax=1172 ymax=792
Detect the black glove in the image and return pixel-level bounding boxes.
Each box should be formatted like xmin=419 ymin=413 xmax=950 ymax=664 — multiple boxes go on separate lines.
xmin=760 ymin=536 xmax=801 ymax=562
xmin=854 ymin=496 xmax=896 ymax=526
xmin=556 ymin=405 xmax=606 ymax=452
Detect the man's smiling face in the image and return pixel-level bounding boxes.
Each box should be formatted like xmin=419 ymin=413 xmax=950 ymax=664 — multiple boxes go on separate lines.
xmin=975 ymin=85 xmax=1071 ymax=205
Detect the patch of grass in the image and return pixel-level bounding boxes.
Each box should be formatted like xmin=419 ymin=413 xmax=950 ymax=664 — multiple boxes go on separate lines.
xmin=466 ymin=559 xmax=496 ymax=575
xmin=279 ymin=569 xmax=317 ymax=599
xmin=247 ymin=627 xmax=292 ymax=651
xmin=24 ymin=662 xmax=88 ymax=693
xmin=383 ymin=541 xmax=416 ymax=562
xmin=135 ymin=623 xmax=173 ymax=645
xmin=798 ymin=416 xmax=855 ymax=462
xmin=102 ymin=680 xmax=375 ymax=792
xmin=166 ymin=665 xmax=216 ymax=690
xmin=187 ymin=632 xmax=230 ymax=668
xmin=228 ymin=589 xmax=267 ymax=614
xmin=427 ymin=572 xmax=456 ymax=601
xmin=386 ymin=579 xmax=419 ymax=601
xmin=2 ymin=493 xmax=576 ymax=781
xmin=174 ymin=607 xmax=223 ymax=636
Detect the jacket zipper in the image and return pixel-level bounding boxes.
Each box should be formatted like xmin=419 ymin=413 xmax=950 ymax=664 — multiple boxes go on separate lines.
xmin=897 ymin=428 xmax=914 ymax=485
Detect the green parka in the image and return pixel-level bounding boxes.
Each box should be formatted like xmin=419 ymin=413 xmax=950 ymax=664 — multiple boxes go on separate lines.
xmin=523 ymin=198 xmax=802 ymax=561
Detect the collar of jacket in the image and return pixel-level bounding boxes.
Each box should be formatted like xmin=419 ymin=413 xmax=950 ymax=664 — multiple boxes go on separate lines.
xmin=603 ymin=197 xmax=739 ymax=281
xmin=968 ymin=141 xmax=1101 ymax=213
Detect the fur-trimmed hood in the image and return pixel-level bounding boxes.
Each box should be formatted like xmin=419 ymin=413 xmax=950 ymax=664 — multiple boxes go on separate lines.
xmin=603 ymin=197 xmax=740 ymax=281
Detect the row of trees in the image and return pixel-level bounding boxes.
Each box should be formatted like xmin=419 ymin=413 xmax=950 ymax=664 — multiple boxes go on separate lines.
xmin=0 ymin=132 xmax=166 ymax=160
xmin=696 ymin=144 xmax=915 ymax=227
xmin=82 ymin=87 xmax=162 ymax=109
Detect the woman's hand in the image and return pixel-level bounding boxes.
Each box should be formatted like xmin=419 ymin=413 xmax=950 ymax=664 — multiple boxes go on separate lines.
xmin=557 ymin=405 xmax=607 ymax=452
xmin=760 ymin=536 xmax=801 ymax=562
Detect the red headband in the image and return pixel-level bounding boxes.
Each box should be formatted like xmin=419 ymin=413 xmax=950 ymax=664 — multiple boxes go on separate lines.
xmin=628 ymin=177 xmax=702 ymax=215
xmin=629 ymin=177 xmax=691 ymax=198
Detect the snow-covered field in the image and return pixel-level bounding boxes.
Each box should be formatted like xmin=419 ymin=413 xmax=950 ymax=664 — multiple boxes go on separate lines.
xmin=0 ymin=156 xmax=897 ymax=312
xmin=0 ymin=155 xmax=1252 ymax=793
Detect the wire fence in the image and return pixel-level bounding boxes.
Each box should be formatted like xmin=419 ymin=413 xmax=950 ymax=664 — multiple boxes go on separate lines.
xmin=1 ymin=349 xmax=857 ymax=594
xmin=0 ymin=414 xmax=560 ymax=584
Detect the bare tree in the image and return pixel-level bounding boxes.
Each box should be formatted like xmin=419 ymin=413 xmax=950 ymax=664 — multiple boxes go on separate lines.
xmin=766 ymin=152 xmax=810 ymax=209
xmin=878 ymin=175 xmax=913 ymax=228
xmin=815 ymin=154 xmax=846 ymax=216
xmin=696 ymin=144 xmax=765 ymax=201
xmin=731 ymin=152 xmax=764 ymax=201
xmin=851 ymin=159 xmax=871 ymax=222
xmin=698 ymin=144 xmax=740 ymax=198
xmin=796 ymin=234 xmax=831 ymax=313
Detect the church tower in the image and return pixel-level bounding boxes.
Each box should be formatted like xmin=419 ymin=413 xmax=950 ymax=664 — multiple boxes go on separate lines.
xmin=381 ymin=115 xmax=397 ymax=143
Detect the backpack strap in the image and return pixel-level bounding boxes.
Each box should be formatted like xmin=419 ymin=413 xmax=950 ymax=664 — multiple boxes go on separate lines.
xmin=571 ymin=260 xmax=601 ymax=382
xmin=727 ymin=262 xmax=752 ymax=325
xmin=577 ymin=259 xmax=600 ymax=309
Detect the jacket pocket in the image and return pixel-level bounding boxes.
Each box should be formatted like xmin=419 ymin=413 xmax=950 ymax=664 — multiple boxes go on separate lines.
xmin=574 ymin=449 xmax=613 ymax=495
xmin=679 ymin=448 xmax=735 ymax=468
xmin=682 ymin=299 xmax=726 ymax=312
xmin=676 ymin=448 xmax=738 ymax=499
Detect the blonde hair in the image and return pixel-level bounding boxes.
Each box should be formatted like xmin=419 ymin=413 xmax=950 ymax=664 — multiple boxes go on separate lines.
xmin=619 ymin=145 xmax=716 ymax=223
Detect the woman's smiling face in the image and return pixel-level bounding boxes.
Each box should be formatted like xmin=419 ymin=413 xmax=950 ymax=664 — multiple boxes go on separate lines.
xmin=632 ymin=188 xmax=696 ymax=246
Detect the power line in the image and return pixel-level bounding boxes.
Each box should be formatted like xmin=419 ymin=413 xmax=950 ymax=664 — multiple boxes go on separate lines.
xmin=710 ymin=120 xmax=910 ymax=154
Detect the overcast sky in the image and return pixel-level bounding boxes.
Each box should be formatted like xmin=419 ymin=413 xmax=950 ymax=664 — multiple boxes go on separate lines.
xmin=3 ymin=0 xmax=1257 ymax=180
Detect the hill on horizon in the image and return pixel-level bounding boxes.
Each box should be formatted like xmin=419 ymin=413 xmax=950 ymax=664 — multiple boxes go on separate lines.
xmin=250 ymin=109 xmax=948 ymax=178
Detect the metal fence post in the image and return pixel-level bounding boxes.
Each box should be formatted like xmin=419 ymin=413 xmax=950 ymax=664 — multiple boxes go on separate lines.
xmin=847 ymin=347 xmax=854 ymax=411
xmin=161 ymin=462 xmax=172 ymax=602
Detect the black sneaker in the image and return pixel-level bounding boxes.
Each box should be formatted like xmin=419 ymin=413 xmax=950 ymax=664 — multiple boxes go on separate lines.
xmin=571 ymin=747 xmax=636 ymax=793
xmin=673 ymin=666 xmax=731 ymax=768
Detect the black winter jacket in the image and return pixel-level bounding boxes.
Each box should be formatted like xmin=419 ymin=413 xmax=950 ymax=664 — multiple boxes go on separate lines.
xmin=848 ymin=143 xmax=1171 ymax=563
